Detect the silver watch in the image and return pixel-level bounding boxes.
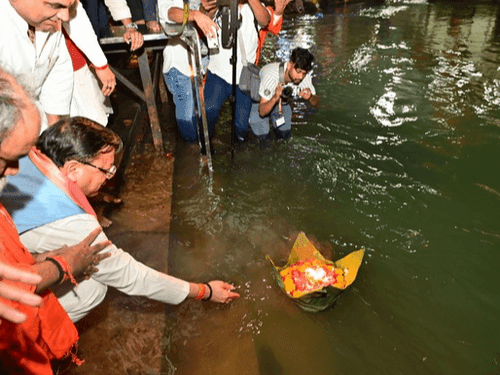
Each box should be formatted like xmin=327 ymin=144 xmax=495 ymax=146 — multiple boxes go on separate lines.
xmin=125 ymin=22 xmax=138 ymax=29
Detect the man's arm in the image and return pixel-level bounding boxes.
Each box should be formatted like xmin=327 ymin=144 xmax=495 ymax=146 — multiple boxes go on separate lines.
xmin=273 ymin=0 xmax=293 ymax=18
xmin=65 ymin=3 xmax=107 ymax=68
xmin=103 ymin=0 xmax=143 ymax=50
xmin=120 ymin=18 xmax=144 ymax=51
xmin=64 ymin=3 xmax=116 ymax=95
xmin=309 ymin=94 xmax=319 ymax=107
xmin=166 ymin=7 xmax=218 ymax=36
xmin=248 ymin=0 xmax=270 ymax=27
xmin=299 ymin=88 xmax=319 ymax=108
xmin=31 ymin=227 xmax=111 ymax=292
xmin=21 ymin=214 xmax=239 ymax=304
xmin=259 ymin=82 xmax=285 ymax=117
xmin=199 ymin=0 xmax=218 ymax=18
xmin=21 ymin=215 xmax=191 ymax=304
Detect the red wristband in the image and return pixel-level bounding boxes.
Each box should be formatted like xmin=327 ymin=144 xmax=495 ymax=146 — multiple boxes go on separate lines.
xmin=194 ymin=283 xmax=206 ymax=300
xmin=93 ymin=63 xmax=108 ymax=70
xmin=51 ymin=256 xmax=78 ymax=286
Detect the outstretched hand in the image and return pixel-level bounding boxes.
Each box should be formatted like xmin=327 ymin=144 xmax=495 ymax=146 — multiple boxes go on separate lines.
xmin=0 ymin=262 xmax=42 ymax=324
xmin=61 ymin=227 xmax=112 ymax=277
xmin=208 ymin=280 xmax=240 ymax=303
xmin=81 ymin=250 xmax=112 ymax=280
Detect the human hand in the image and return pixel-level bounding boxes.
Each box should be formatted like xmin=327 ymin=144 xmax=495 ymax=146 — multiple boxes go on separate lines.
xmin=274 ymin=0 xmax=294 ymax=16
xmin=274 ymin=82 xmax=286 ymax=99
xmin=94 ymin=66 xmax=116 ymax=96
xmin=123 ymin=28 xmax=144 ymax=51
xmin=59 ymin=227 xmax=111 ymax=277
xmin=299 ymin=88 xmax=312 ymax=100
xmin=207 ymin=280 xmax=240 ymax=303
xmin=201 ymin=0 xmax=217 ymax=13
xmin=194 ymin=11 xmax=219 ymax=37
xmin=0 ymin=262 xmax=42 ymax=324
xmin=81 ymin=251 xmax=111 ymax=280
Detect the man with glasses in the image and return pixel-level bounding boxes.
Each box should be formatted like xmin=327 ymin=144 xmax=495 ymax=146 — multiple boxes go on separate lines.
xmin=2 ymin=117 xmax=239 ymax=323
xmin=0 ymin=70 xmax=111 ymax=373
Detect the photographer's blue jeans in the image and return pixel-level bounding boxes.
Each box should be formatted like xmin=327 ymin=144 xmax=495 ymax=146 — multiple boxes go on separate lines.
xmin=164 ymin=68 xmax=198 ymax=143
xmin=204 ymin=71 xmax=252 ymax=142
xmin=249 ymin=102 xmax=292 ymax=139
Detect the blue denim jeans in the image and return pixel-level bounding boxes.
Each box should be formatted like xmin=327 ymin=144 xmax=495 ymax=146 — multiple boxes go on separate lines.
xmin=164 ymin=68 xmax=198 ymax=143
xmin=142 ymin=0 xmax=157 ymax=22
xmin=82 ymin=0 xmax=111 ymax=38
xmin=204 ymin=71 xmax=252 ymax=142
xmin=249 ymin=101 xmax=292 ymax=139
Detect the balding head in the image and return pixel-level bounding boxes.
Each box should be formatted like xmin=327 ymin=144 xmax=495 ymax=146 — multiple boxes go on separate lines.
xmin=0 ymin=68 xmax=41 ymax=179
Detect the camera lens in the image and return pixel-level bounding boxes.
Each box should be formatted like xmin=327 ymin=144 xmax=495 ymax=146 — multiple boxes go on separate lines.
xmin=281 ymin=86 xmax=293 ymax=100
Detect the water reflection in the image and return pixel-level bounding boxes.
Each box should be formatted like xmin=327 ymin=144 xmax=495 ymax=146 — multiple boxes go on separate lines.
xmin=168 ymin=1 xmax=500 ymax=374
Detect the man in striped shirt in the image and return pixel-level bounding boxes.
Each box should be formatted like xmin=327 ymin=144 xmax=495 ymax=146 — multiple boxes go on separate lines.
xmin=249 ymin=47 xmax=319 ymax=140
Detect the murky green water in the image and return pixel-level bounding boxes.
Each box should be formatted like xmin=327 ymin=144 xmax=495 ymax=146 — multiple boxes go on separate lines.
xmin=168 ymin=1 xmax=500 ymax=374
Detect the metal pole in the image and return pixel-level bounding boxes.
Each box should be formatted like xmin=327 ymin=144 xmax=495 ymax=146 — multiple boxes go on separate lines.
xmin=188 ymin=33 xmax=214 ymax=176
xmin=137 ymin=49 xmax=164 ymax=152
xmin=230 ymin=0 xmax=238 ymax=159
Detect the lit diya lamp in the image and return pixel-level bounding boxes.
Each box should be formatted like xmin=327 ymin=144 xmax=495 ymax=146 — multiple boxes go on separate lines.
xmin=267 ymin=232 xmax=364 ymax=312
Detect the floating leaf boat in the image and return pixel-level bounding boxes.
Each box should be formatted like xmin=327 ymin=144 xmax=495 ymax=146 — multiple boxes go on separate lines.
xmin=267 ymin=232 xmax=365 ymax=312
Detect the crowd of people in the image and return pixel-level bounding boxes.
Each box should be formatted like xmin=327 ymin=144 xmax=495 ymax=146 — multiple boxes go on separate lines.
xmin=0 ymin=0 xmax=319 ymax=373
xmin=161 ymin=0 xmax=319 ymax=147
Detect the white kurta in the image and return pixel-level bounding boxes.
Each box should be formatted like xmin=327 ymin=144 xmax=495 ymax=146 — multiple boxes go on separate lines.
xmin=69 ymin=65 xmax=113 ymax=126
xmin=20 ymin=213 xmax=190 ymax=322
xmin=0 ymin=0 xmax=73 ymax=131
xmin=65 ymin=3 xmax=108 ymax=67
xmin=65 ymin=3 xmax=113 ymax=126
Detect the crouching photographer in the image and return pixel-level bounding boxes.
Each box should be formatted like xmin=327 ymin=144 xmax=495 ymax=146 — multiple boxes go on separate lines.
xmin=249 ymin=47 xmax=319 ymax=140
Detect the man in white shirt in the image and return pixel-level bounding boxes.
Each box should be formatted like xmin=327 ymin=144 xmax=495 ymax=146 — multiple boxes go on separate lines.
xmin=249 ymin=47 xmax=319 ymax=140
xmin=159 ymin=0 xmax=219 ymax=143
xmin=204 ymin=0 xmax=270 ymax=145
xmin=2 ymin=117 xmax=240 ymax=322
xmin=0 ymin=0 xmax=76 ymax=130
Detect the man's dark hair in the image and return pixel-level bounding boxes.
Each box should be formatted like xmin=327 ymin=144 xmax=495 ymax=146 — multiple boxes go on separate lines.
xmin=37 ymin=117 xmax=122 ymax=167
xmin=290 ymin=48 xmax=314 ymax=72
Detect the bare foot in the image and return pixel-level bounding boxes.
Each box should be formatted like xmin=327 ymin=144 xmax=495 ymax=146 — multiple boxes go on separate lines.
xmin=97 ymin=214 xmax=113 ymax=228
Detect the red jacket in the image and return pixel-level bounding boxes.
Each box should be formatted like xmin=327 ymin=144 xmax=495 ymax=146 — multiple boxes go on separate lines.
xmin=255 ymin=7 xmax=284 ymax=64
xmin=0 ymin=204 xmax=79 ymax=374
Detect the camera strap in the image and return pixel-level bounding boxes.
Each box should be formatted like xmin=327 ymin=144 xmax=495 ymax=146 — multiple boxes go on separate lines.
xmin=278 ymin=62 xmax=285 ymax=115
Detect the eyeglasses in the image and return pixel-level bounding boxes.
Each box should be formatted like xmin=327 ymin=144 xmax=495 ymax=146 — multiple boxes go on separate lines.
xmin=80 ymin=161 xmax=117 ymax=178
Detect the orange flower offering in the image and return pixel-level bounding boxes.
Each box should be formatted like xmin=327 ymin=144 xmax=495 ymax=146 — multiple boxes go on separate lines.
xmin=267 ymin=232 xmax=364 ymax=312
xmin=280 ymin=258 xmax=347 ymax=298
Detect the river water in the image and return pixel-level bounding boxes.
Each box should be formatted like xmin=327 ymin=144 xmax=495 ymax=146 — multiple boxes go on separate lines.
xmin=167 ymin=1 xmax=500 ymax=374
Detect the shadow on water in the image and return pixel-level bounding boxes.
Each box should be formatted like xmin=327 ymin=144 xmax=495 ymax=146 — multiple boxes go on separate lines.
xmin=166 ymin=1 xmax=500 ymax=374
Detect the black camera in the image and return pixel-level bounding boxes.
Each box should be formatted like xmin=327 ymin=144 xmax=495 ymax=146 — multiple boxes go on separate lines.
xmin=281 ymin=86 xmax=293 ymax=100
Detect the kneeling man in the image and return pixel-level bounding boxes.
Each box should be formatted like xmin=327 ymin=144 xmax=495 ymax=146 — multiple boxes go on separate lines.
xmin=2 ymin=117 xmax=239 ymax=322
xmin=249 ymin=47 xmax=319 ymax=140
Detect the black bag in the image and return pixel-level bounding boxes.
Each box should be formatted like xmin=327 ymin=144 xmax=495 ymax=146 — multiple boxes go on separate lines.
xmin=239 ymin=63 xmax=261 ymax=102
